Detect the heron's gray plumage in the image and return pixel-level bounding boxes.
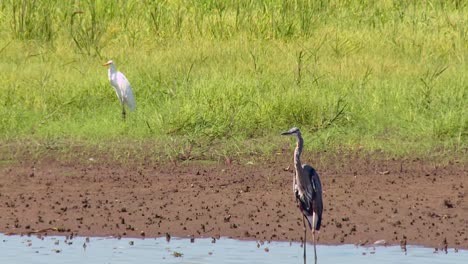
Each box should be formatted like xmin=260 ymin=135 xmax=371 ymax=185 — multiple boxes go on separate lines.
xmin=282 ymin=127 xmax=323 ymax=264
xmin=288 ymin=128 xmax=323 ymax=231
xmin=301 ymin=164 xmax=323 ymax=231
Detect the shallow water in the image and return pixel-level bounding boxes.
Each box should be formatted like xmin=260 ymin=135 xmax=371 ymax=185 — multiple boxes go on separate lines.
xmin=0 ymin=234 xmax=465 ymax=264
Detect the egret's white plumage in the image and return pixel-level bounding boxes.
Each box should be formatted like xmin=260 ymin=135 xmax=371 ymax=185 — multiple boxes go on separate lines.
xmin=103 ymin=60 xmax=136 ymax=119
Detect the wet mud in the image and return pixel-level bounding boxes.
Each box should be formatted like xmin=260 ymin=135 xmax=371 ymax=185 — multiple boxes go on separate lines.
xmin=0 ymin=153 xmax=466 ymax=249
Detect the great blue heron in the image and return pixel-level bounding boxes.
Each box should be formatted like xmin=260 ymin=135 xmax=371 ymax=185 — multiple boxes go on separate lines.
xmin=102 ymin=60 xmax=136 ymax=120
xmin=282 ymin=127 xmax=323 ymax=264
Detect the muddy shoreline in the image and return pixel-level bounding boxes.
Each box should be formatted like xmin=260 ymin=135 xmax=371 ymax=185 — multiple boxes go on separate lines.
xmin=0 ymin=154 xmax=466 ymax=249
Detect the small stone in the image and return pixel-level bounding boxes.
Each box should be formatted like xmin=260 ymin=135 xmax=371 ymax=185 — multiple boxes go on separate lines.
xmin=373 ymin=240 xmax=386 ymax=245
xmin=172 ymin=251 xmax=183 ymax=257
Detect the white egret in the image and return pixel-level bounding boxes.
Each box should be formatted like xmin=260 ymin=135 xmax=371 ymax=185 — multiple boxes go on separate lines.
xmin=102 ymin=60 xmax=136 ymax=120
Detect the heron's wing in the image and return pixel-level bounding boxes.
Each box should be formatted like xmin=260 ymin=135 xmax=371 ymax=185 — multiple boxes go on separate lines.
xmin=303 ymin=164 xmax=323 ymax=231
xmin=311 ymin=174 xmax=323 ymax=230
xmin=298 ymin=166 xmax=314 ymax=208
xmin=294 ymin=166 xmax=313 ymax=229
xmin=116 ymin=71 xmax=136 ymax=111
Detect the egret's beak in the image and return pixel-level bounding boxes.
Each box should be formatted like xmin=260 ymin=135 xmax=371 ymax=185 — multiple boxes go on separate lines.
xmin=281 ymin=131 xmax=291 ymax=136
xmin=102 ymin=62 xmax=112 ymax=66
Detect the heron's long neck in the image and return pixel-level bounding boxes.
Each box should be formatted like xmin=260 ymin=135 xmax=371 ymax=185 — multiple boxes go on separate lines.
xmin=294 ymin=134 xmax=304 ymax=173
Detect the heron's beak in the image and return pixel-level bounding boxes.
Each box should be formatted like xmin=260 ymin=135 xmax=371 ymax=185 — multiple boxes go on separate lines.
xmin=102 ymin=62 xmax=112 ymax=66
xmin=281 ymin=131 xmax=291 ymax=136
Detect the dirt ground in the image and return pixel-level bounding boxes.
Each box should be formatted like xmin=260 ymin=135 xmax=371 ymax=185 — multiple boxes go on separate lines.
xmin=0 ymin=152 xmax=466 ymax=250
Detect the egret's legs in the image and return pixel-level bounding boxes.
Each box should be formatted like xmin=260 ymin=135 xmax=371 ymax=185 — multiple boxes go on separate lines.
xmin=122 ymin=105 xmax=126 ymax=121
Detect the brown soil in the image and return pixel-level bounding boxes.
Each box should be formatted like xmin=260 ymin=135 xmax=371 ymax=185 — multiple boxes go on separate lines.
xmin=0 ymin=153 xmax=466 ymax=249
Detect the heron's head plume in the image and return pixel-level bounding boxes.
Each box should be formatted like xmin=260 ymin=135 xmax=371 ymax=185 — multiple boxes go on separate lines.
xmin=102 ymin=60 xmax=114 ymax=67
xmin=281 ymin=127 xmax=301 ymax=136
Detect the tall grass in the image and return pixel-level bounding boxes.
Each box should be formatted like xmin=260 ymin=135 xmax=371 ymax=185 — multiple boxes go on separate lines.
xmin=0 ymin=0 xmax=466 ymax=161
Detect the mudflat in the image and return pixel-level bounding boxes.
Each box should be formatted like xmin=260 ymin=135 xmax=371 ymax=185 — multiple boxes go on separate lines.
xmin=0 ymin=154 xmax=466 ymax=249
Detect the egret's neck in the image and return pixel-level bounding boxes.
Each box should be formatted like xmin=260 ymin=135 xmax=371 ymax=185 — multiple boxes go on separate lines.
xmin=294 ymin=134 xmax=303 ymax=173
xmin=108 ymin=65 xmax=117 ymax=75
xmin=107 ymin=64 xmax=117 ymax=82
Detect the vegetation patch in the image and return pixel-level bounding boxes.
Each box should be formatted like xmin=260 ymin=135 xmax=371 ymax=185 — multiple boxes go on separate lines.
xmin=0 ymin=1 xmax=466 ymax=160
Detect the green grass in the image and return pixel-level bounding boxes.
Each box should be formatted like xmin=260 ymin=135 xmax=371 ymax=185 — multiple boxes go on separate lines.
xmin=0 ymin=0 xmax=466 ymax=162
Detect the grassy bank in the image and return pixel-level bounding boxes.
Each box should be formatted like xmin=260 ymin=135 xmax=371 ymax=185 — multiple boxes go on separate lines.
xmin=0 ymin=1 xmax=466 ymax=161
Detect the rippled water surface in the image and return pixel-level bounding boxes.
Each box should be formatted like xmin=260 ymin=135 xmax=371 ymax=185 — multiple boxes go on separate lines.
xmin=1 ymin=234 xmax=466 ymax=264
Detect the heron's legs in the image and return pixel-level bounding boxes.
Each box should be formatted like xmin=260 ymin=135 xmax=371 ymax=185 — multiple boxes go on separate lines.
xmin=312 ymin=213 xmax=317 ymax=264
xmin=313 ymin=231 xmax=317 ymax=264
xmin=302 ymin=215 xmax=307 ymax=264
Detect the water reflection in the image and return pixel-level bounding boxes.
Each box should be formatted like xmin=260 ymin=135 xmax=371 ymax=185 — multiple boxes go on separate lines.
xmin=0 ymin=234 xmax=466 ymax=264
